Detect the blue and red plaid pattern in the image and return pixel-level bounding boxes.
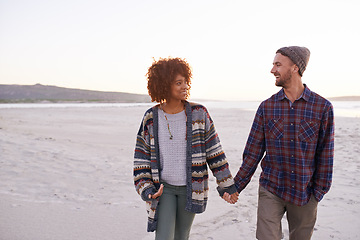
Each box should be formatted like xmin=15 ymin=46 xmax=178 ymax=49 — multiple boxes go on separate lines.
xmin=234 ymin=85 xmax=334 ymax=206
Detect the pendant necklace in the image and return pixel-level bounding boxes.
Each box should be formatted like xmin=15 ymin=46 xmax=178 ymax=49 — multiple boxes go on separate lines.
xmin=163 ymin=113 xmax=173 ymax=140
xmin=160 ymin=103 xmax=184 ymax=140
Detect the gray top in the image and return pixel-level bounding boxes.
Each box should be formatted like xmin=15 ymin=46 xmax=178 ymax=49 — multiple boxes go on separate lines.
xmin=158 ymin=109 xmax=187 ymax=186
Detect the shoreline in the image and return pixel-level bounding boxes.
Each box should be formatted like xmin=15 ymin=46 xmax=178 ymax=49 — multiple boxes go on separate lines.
xmin=1 ymin=100 xmax=359 ymax=118
xmin=0 ymin=106 xmax=359 ymax=239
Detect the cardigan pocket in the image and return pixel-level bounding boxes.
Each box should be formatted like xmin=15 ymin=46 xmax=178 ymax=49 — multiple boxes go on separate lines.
xmin=146 ymin=198 xmax=160 ymax=232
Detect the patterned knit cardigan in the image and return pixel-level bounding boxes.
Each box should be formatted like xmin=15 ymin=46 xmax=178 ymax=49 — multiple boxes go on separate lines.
xmin=134 ymin=101 xmax=236 ymax=232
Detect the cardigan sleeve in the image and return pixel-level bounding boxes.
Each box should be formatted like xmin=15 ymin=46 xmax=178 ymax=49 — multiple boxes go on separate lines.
xmin=134 ymin=110 xmax=156 ymax=201
xmin=203 ymin=108 xmax=237 ymax=196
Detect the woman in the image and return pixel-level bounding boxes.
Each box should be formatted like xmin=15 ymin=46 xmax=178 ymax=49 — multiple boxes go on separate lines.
xmin=134 ymin=57 xmax=238 ymax=240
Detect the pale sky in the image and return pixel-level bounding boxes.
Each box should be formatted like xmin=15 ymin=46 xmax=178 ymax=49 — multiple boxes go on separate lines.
xmin=1 ymin=0 xmax=359 ymax=101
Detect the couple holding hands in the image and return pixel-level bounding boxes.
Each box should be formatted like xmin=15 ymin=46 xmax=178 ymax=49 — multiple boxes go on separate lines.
xmin=134 ymin=46 xmax=334 ymax=240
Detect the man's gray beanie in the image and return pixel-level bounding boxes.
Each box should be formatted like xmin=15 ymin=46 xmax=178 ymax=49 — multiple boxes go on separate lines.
xmin=276 ymin=46 xmax=310 ymax=76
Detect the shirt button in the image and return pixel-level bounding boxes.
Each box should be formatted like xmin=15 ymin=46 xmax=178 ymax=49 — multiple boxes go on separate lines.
xmin=290 ymin=123 xmax=294 ymax=126
xmin=291 ymin=139 xmax=294 ymax=142
xmin=291 ymin=155 xmax=294 ymax=157
xmin=291 ymin=171 xmax=294 ymax=173
xmin=292 ymin=186 xmax=295 ymax=188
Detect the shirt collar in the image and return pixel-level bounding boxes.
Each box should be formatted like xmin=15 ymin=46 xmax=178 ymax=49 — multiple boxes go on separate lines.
xmin=275 ymin=84 xmax=311 ymax=102
xmin=302 ymin=84 xmax=311 ymax=101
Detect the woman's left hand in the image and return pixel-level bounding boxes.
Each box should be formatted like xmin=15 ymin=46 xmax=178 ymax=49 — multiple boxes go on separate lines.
xmin=222 ymin=192 xmax=239 ymax=204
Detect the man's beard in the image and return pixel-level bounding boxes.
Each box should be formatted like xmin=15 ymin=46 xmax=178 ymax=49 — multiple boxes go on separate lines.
xmin=275 ymin=69 xmax=292 ymax=87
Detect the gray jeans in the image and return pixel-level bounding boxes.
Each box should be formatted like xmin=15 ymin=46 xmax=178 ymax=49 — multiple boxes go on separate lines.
xmin=155 ymin=182 xmax=195 ymax=240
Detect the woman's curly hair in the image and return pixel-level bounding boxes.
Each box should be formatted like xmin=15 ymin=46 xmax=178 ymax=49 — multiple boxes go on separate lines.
xmin=146 ymin=57 xmax=192 ymax=103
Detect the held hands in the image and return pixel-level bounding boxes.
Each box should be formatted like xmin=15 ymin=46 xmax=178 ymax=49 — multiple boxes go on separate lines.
xmin=222 ymin=192 xmax=239 ymax=204
xmin=148 ymin=184 xmax=239 ymax=204
xmin=148 ymin=184 xmax=164 ymax=200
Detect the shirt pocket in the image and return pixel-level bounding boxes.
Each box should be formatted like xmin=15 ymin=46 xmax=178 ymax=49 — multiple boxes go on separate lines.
xmin=298 ymin=118 xmax=320 ymax=143
xmin=267 ymin=118 xmax=284 ymax=139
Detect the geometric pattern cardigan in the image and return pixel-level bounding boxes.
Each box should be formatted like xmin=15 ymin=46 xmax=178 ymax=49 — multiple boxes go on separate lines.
xmin=134 ymin=101 xmax=236 ymax=232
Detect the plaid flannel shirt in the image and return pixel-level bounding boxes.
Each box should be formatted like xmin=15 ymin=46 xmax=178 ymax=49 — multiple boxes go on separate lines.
xmin=234 ymin=85 xmax=334 ymax=206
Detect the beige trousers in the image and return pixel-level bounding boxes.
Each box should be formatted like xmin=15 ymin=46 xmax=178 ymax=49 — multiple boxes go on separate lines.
xmin=256 ymin=186 xmax=318 ymax=240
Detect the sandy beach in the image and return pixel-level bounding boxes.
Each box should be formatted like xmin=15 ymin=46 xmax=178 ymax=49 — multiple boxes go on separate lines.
xmin=0 ymin=104 xmax=359 ymax=240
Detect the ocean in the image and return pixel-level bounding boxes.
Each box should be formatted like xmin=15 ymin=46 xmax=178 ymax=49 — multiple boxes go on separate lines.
xmin=0 ymin=101 xmax=359 ymax=118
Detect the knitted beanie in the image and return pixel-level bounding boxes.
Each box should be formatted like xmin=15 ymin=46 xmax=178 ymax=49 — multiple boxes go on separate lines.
xmin=276 ymin=46 xmax=310 ymax=76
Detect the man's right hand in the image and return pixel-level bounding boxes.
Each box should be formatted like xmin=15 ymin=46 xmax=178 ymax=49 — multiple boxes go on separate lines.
xmin=222 ymin=192 xmax=239 ymax=204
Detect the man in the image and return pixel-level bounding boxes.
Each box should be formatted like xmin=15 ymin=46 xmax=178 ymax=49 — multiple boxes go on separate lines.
xmin=226 ymin=46 xmax=334 ymax=239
